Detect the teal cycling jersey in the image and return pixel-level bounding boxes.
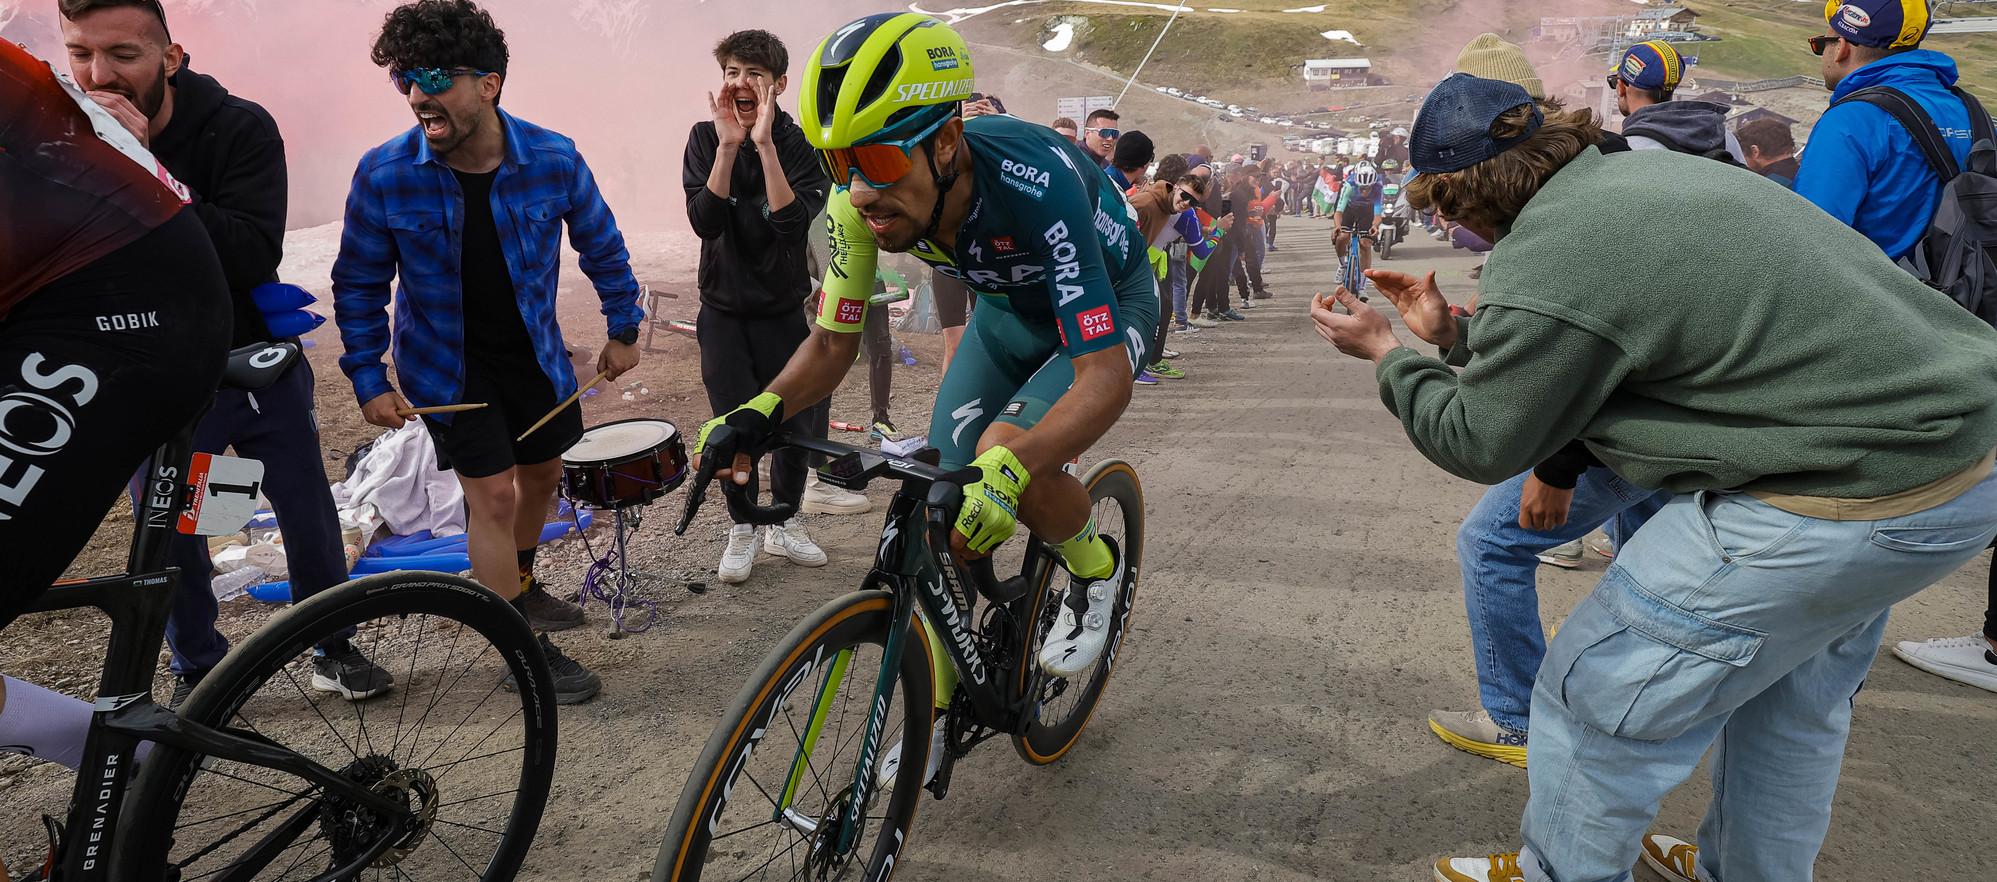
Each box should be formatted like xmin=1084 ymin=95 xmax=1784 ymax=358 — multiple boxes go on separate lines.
xmin=820 ymin=114 xmax=1149 ymax=358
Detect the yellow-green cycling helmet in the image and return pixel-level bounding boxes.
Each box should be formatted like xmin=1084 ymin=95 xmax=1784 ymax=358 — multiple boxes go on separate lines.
xmin=801 ymin=12 xmax=976 ymax=151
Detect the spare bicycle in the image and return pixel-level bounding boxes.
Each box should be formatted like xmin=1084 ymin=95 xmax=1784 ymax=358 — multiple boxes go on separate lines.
xmin=10 ymin=343 xmax=557 ymax=882
xmin=651 ymin=431 xmax=1144 ymax=881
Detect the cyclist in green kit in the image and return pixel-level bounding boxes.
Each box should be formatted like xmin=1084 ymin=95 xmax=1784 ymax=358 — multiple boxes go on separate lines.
xmin=692 ymin=11 xmax=1155 ymax=780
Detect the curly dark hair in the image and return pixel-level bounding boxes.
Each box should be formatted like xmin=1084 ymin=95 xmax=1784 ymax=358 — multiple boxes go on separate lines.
xmin=370 ymin=0 xmax=509 ymax=80
xmin=714 ymin=29 xmax=788 ymax=76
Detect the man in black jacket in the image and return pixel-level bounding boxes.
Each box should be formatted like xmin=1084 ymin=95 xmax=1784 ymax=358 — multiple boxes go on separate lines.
xmin=682 ymin=30 xmax=835 ymax=585
xmin=61 ymin=0 xmax=392 ymax=707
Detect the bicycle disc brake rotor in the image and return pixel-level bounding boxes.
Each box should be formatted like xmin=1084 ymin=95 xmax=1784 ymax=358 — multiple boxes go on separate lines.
xmin=807 ymin=786 xmax=866 ymax=879
xmin=319 ymin=756 xmax=439 ymax=869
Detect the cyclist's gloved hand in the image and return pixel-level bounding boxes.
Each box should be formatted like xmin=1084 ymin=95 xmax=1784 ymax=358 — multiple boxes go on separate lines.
xmin=695 ymin=391 xmax=785 ymax=465
xmin=955 ymin=445 xmax=1029 ymax=555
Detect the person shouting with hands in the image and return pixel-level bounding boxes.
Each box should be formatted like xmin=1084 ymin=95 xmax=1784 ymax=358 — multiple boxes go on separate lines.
xmin=334 ymin=0 xmax=646 ymax=705
xmin=683 ymin=29 xmax=836 ymax=585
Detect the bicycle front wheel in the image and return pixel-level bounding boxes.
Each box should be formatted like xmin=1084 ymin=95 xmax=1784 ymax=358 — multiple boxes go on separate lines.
xmin=121 ymin=571 xmax=558 ymax=882
xmin=654 ymin=590 xmax=934 ymax=882
xmin=1013 ymin=459 xmax=1145 ymax=764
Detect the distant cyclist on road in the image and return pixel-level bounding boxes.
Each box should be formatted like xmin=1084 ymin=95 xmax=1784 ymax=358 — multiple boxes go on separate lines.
xmin=691 ymin=12 xmax=1153 ymax=776
xmin=1335 ymin=160 xmax=1384 ymax=296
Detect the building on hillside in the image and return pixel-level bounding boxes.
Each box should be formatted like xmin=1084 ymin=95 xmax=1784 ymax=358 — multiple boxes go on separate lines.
xmin=1728 ymin=106 xmax=1801 ymax=131
xmin=1691 ymin=89 xmax=1749 ymax=106
xmin=1303 ymin=58 xmax=1372 ymax=90
xmin=1631 ymin=7 xmax=1700 ymax=35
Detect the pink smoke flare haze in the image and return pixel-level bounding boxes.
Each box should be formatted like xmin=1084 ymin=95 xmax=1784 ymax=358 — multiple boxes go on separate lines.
xmin=5 ymin=0 xmax=892 ymax=229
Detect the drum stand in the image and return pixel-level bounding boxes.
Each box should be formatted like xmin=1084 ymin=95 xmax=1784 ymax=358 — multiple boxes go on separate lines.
xmin=573 ymin=503 xmax=666 ymax=636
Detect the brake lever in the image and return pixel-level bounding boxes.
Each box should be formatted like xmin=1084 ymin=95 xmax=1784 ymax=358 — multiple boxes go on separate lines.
xmin=673 ymin=454 xmax=716 ymax=536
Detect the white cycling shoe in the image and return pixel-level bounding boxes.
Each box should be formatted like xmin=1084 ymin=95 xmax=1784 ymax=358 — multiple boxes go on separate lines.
xmin=875 ymin=717 xmax=948 ymax=789
xmin=1037 ymin=538 xmax=1125 ymax=678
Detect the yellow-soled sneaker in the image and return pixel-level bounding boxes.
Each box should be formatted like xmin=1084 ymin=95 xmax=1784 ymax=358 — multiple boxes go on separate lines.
xmin=1639 ymin=833 xmax=1698 ymax=882
xmin=1433 ymin=852 xmax=1525 ymax=882
xmin=1427 ymin=709 xmax=1528 ymax=768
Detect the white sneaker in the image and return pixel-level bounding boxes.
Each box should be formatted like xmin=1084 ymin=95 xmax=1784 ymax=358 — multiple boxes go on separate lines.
xmin=764 ymin=519 xmax=828 ymax=567
xmin=1038 ymin=538 xmax=1125 ymax=677
xmin=1639 ymin=833 xmax=1698 ymax=882
xmin=875 ymin=716 xmax=947 ymax=790
xmin=717 ymin=524 xmax=761 ymax=584
xmin=1187 ymin=315 xmax=1220 ymax=328
xmin=1891 ymin=635 xmax=1997 ymax=693
xmin=802 ymin=474 xmax=873 ymax=515
xmin=1536 ymin=539 xmax=1583 ymax=569
xmin=1432 ymin=853 xmax=1526 ymax=882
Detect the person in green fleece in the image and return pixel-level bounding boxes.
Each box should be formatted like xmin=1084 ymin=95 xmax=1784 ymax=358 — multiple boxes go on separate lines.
xmin=1313 ymin=73 xmax=1997 ymax=882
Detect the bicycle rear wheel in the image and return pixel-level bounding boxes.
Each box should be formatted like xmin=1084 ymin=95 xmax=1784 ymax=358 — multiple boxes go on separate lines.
xmin=121 ymin=571 xmax=557 ymax=882
xmin=1012 ymin=459 xmax=1144 ymax=764
xmin=653 ymin=590 xmax=933 ymax=882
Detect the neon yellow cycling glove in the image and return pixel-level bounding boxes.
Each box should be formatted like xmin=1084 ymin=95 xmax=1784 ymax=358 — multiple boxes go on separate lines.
xmin=695 ymin=391 xmax=784 ymax=458
xmin=954 ymin=445 xmax=1029 ymax=554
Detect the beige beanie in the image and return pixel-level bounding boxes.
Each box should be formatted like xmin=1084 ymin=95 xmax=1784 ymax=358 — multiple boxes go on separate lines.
xmin=1454 ymin=33 xmax=1547 ymax=100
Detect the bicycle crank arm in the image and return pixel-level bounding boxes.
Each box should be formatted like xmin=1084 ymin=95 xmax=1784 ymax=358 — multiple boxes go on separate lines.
xmin=103 ymin=705 xmax=411 ymax=818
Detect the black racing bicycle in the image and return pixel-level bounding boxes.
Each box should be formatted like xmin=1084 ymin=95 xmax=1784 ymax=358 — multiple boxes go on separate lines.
xmin=650 ymin=430 xmax=1144 ymax=882
xmin=11 ymin=343 xmax=557 ymax=882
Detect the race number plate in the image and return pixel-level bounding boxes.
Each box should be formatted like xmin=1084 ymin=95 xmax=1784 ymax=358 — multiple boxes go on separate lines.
xmin=177 ymin=453 xmax=265 ymax=536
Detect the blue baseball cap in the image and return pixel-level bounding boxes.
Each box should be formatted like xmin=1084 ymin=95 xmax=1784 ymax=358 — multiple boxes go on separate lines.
xmin=1409 ymin=73 xmax=1542 ymax=175
xmin=1825 ymin=0 xmax=1933 ymax=49
xmin=1614 ymin=40 xmax=1685 ymax=92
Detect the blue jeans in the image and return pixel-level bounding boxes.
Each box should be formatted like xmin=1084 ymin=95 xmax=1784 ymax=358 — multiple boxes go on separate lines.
xmin=1519 ymin=469 xmax=1997 ymax=882
xmin=1168 ymin=255 xmax=1190 ymax=325
xmin=1457 ymin=468 xmax=1668 ymax=731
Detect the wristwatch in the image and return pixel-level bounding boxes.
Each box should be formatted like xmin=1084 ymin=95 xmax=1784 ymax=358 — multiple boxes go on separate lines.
xmin=611 ymin=327 xmax=638 ymax=345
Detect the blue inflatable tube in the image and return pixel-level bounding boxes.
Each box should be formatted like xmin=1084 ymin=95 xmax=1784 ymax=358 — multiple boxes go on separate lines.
xmin=247 ymin=511 xmax=591 ymax=602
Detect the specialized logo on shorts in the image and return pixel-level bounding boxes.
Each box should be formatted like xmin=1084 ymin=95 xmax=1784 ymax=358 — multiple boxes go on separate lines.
xmin=992 ymin=236 xmax=1017 ymax=253
xmin=1078 ymin=306 xmax=1115 ymax=341
xmin=835 ymin=297 xmax=866 ymax=325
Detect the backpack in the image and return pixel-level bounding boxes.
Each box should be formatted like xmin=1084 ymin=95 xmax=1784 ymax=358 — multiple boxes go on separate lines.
xmin=1834 ymin=85 xmax=1997 ymax=328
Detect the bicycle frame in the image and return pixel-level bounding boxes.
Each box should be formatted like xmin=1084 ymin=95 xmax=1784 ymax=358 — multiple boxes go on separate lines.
xmin=744 ymin=437 xmax=1054 ymax=859
xmin=28 ymin=424 xmax=415 ymax=881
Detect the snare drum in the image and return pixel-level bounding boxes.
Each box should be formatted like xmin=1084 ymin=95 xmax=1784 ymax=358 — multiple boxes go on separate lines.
xmin=560 ymin=419 xmax=688 ymax=510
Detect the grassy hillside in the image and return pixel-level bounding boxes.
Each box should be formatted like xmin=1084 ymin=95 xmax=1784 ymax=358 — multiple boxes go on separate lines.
xmin=953 ymin=0 xmax=1996 ymax=106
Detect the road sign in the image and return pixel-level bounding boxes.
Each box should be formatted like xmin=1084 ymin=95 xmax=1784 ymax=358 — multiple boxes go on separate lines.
xmin=1056 ymin=95 xmax=1116 ymax=121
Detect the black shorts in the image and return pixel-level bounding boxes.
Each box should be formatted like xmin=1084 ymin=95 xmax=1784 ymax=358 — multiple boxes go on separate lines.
xmin=1340 ymin=206 xmax=1377 ymax=234
xmin=0 ymin=212 xmax=231 ymax=629
xmin=422 ymin=357 xmax=583 ymax=479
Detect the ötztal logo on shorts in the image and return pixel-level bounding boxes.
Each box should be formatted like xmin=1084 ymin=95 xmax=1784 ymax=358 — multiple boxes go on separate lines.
xmin=835 ymin=298 xmax=866 ymax=325
xmin=1078 ymin=306 xmax=1115 ymax=341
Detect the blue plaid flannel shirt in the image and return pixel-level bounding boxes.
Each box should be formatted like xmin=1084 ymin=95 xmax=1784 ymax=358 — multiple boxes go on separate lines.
xmin=332 ymin=109 xmax=643 ymax=418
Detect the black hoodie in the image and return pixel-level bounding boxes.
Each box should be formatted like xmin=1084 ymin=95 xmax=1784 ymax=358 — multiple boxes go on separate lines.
xmin=1620 ymin=100 xmax=1744 ymax=166
xmin=682 ymin=109 xmax=831 ymax=318
xmin=149 ymin=60 xmax=287 ymax=348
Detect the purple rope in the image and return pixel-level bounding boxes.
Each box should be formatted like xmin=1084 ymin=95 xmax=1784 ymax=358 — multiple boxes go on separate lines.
xmin=568 ymin=505 xmax=659 ymax=633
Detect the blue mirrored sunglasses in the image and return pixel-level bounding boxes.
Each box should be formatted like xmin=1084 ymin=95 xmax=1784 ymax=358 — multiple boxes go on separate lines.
xmin=391 ymin=67 xmax=494 ymax=96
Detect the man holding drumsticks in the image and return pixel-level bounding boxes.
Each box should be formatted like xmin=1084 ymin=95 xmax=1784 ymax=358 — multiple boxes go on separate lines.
xmin=332 ymin=0 xmax=642 ymax=705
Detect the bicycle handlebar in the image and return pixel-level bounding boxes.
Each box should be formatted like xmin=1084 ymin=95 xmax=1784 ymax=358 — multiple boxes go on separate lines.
xmin=674 ymin=429 xmax=1015 ymax=602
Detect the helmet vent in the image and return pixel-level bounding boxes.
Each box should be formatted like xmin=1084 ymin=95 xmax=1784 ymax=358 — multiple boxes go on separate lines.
xmin=855 ymin=41 xmax=905 ymax=112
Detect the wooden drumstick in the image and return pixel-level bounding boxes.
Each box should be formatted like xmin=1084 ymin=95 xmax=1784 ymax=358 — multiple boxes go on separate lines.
xmin=517 ymin=370 xmax=610 ymax=442
xmin=397 ymin=403 xmax=489 ymax=417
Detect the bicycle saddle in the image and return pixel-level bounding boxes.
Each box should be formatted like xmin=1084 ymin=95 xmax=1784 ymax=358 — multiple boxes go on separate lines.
xmin=220 ymin=341 xmax=301 ymax=391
